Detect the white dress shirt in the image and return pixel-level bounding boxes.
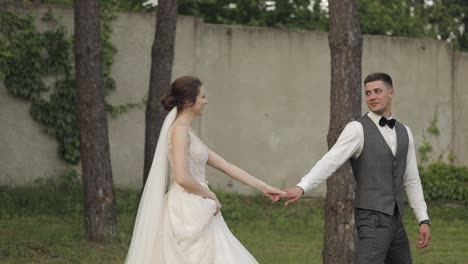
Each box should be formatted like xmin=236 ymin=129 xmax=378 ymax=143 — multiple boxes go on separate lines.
xmin=297 ymin=111 xmax=429 ymax=223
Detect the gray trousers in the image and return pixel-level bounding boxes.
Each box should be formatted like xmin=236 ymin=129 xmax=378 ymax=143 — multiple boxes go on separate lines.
xmin=354 ymin=208 xmax=412 ymax=264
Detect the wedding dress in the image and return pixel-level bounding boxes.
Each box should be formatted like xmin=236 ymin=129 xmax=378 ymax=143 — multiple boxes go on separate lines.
xmin=125 ymin=108 xmax=258 ymax=264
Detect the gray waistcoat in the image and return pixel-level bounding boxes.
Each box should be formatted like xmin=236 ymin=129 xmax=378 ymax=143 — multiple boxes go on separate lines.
xmin=350 ymin=115 xmax=409 ymax=216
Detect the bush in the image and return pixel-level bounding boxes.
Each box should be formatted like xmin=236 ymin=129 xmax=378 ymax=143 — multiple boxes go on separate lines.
xmin=0 ymin=169 xmax=143 ymax=219
xmin=0 ymin=169 xmax=82 ymax=218
xmin=420 ymin=162 xmax=468 ymax=202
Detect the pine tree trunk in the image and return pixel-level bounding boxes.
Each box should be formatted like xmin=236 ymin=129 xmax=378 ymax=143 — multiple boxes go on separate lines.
xmin=323 ymin=0 xmax=362 ymax=263
xmin=143 ymin=0 xmax=178 ymax=184
xmin=74 ymin=0 xmax=117 ymax=242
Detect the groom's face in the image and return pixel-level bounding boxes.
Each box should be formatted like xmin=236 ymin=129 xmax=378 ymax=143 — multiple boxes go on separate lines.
xmin=364 ymin=80 xmax=394 ymax=115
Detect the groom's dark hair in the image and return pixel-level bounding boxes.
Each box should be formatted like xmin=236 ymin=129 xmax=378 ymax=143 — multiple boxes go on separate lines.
xmin=364 ymin=72 xmax=393 ymax=88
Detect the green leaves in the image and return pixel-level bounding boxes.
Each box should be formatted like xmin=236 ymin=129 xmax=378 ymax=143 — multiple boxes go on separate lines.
xmin=358 ymin=0 xmax=468 ymax=50
xmin=418 ymin=139 xmax=433 ymax=163
xmin=23 ymin=1 xmax=468 ymax=50
xmin=0 ymin=11 xmax=79 ymax=163
xmin=31 ymin=78 xmax=81 ymax=164
xmin=177 ymin=0 xmax=468 ymax=51
xmin=178 ymin=0 xmax=329 ymax=31
xmin=420 ymin=162 xmax=468 ymax=202
xmin=1 ymin=10 xmax=117 ymax=165
xmin=1 ymin=13 xmax=48 ymax=99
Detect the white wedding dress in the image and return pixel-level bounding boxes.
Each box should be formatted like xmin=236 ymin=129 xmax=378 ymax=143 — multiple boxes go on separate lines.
xmin=161 ymin=126 xmax=258 ymax=263
xmin=125 ymin=108 xmax=258 ymax=264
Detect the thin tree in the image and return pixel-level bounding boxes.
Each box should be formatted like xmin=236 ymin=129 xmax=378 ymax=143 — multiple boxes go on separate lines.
xmin=323 ymin=0 xmax=362 ymax=263
xmin=143 ymin=0 xmax=178 ymax=184
xmin=74 ymin=0 xmax=117 ymax=241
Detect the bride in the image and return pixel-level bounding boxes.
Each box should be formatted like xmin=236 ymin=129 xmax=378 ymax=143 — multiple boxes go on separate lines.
xmin=125 ymin=76 xmax=282 ymax=263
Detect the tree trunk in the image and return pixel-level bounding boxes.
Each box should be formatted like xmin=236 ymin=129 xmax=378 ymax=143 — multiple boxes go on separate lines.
xmin=323 ymin=0 xmax=362 ymax=263
xmin=143 ymin=0 xmax=178 ymax=185
xmin=74 ymin=0 xmax=117 ymax=242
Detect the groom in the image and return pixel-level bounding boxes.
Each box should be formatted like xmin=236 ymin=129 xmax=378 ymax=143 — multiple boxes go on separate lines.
xmin=280 ymin=73 xmax=431 ymax=263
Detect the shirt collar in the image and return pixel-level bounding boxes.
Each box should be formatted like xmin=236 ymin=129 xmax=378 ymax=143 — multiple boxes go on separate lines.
xmin=367 ymin=111 xmax=394 ymax=126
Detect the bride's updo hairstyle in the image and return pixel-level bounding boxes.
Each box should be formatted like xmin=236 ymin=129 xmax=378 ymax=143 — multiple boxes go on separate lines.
xmin=161 ymin=76 xmax=203 ymax=111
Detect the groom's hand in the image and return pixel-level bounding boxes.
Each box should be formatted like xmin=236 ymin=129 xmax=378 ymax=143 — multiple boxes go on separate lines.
xmin=417 ymin=224 xmax=431 ymax=248
xmin=279 ymin=187 xmax=304 ymax=206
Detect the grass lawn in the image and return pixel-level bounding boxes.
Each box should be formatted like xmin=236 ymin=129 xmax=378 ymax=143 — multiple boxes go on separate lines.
xmin=0 ymin=191 xmax=467 ymax=264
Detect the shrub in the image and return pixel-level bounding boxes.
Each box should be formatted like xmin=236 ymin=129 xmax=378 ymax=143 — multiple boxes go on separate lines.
xmin=420 ymin=162 xmax=468 ymax=202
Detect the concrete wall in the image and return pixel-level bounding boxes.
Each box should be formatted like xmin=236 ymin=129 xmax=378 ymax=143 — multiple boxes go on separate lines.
xmin=454 ymin=52 xmax=468 ymax=166
xmin=0 ymin=83 xmax=70 ymax=184
xmin=1 ymin=5 xmax=467 ymax=197
xmin=196 ymin=24 xmax=331 ymax=195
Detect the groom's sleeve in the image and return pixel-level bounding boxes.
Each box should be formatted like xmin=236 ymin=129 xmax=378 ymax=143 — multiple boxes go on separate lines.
xmin=296 ymin=121 xmax=363 ymax=193
xmin=403 ymin=126 xmax=429 ymax=223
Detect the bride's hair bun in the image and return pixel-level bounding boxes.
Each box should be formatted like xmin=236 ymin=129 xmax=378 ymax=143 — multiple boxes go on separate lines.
xmin=161 ymin=95 xmax=176 ymax=111
xmin=160 ymin=76 xmax=203 ymax=111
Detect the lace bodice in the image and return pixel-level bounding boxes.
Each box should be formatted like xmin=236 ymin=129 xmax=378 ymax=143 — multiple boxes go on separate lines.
xmin=168 ymin=125 xmax=208 ymax=184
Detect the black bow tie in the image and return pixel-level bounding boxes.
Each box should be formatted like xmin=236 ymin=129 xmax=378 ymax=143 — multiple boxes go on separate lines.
xmin=379 ymin=117 xmax=396 ymax=129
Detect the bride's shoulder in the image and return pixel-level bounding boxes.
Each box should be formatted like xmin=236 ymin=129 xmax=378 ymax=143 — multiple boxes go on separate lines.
xmin=169 ymin=123 xmax=192 ymax=144
xmin=171 ymin=122 xmax=190 ymax=130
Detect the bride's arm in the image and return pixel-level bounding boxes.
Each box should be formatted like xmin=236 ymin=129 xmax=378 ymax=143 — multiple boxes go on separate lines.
xmin=171 ymin=125 xmax=217 ymax=201
xmin=206 ymin=148 xmax=281 ymax=199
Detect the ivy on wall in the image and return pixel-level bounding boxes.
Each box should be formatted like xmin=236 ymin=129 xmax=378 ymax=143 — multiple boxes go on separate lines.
xmin=0 ymin=6 xmax=144 ymax=164
xmin=416 ymin=115 xmax=467 ymax=202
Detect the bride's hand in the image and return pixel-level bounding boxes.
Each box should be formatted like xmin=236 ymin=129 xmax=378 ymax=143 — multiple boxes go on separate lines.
xmin=208 ymin=191 xmax=222 ymax=215
xmin=263 ymin=185 xmax=283 ymax=203
xmin=214 ymin=200 xmax=222 ymax=215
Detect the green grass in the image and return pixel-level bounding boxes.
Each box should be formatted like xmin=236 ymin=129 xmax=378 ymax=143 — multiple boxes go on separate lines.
xmin=0 ymin=188 xmax=467 ymax=264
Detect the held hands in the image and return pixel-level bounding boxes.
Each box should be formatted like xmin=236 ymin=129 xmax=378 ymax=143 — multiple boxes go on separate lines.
xmin=277 ymin=186 xmax=305 ymax=206
xmin=263 ymin=185 xmax=283 ymax=203
xmin=417 ymin=224 xmax=431 ymax=248
xmin=207 ymin=184 xmax=299 ymax=213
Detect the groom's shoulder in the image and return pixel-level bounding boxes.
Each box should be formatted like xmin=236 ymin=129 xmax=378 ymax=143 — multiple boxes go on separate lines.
xmin=345 ymin=115 xmax=367 ymax=129
xmin=398 ymin=122 xmax=414 ymax=136
xmin=342 ymin=120 xmax=363 ymax=135
xmin=354 ymin=113 xmax=370 ymax=123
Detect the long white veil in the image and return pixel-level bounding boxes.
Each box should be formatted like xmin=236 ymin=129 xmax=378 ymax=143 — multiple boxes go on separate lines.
xmin=125 ymin=107 xmax=177 ymax=264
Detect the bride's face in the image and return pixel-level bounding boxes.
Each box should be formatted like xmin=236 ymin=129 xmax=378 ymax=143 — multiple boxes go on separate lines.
xmin=187 ymin=86 xmax=207 ymax=116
